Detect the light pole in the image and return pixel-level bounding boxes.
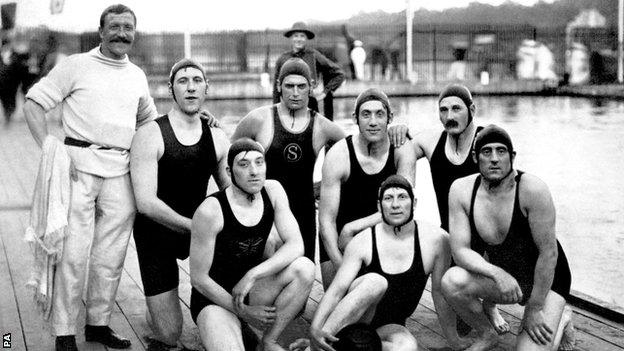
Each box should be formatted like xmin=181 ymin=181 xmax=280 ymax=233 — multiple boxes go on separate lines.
xmin=406 ymin=0 xmax=414 ymax=83
xmin=618 ymin=0 xmax=623 ymax=83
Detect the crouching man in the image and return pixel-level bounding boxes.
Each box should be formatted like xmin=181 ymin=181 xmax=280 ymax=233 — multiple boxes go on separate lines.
xmin=303 ymin=175 xmax=466 ymax=351
xmin=443 ymin=125 xmax=573 ymax=351
xmin=190 ymin=138 xmax=316 ymax=351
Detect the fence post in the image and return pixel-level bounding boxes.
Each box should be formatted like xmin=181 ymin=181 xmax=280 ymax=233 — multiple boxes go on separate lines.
xmin=184 ymin=31 xmax=191 ymax=59
xmin=432 ymin=26 xmax=437 ymax=83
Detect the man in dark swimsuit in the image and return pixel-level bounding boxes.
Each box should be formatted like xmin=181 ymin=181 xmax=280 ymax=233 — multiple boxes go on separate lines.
xmin=233 ymin=58 xmax=345 ymax=262
xmin=130 ymin=59 xmax=231 ymax=350
xmin=298 ymin=175 xmax=465 ymax=351
xmin=190 ymin=138 xmax=315 ymax=351
xmin=444 ymin=125 xmax=573 ymax=351
xmin=388 ymin=83 xmax=507 ymax=333
xmin=318 ymin=88 xmax=416 ymax=289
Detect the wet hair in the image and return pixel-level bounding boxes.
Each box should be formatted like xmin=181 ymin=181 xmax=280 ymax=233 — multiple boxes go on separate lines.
xmin=99 ymin=4 xmax=136 ymax=28
xmin=333 ymin=323 xmax=382 ymax=351
xmin=473 ymin=124 xmax=514 ymax=155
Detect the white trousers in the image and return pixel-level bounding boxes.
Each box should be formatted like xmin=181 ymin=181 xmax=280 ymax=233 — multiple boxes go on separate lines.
xmin=51 ymin=171 xmax=135 ymax=336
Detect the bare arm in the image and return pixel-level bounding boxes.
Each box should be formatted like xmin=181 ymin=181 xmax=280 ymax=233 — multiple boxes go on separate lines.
xmin=449 ymin=178 xmax=522 ymax=304
xmin=231 ymin=110 xmax=264 ymax=142
xmin=319 ymin=142 xmax=348 ymax=266
xmin=231 ymin=180 xmax=304 ymax=307
xmin=448 ymin=178 xmax=499 ymax=278
xmin=429 ymin=229 xmax=465 ymax=348
xmin=249 ymin=180 xmax=304 ymax=278
xmin=317 ymin=117 xmax=346 ymax=152
xmin=189 ymin=198 xmax=237 ymax=312
xmin=395 ymin=139 xmax=417 ymax=186
xmin=311 ymin=233 xmax=368 ymax=344
xmin=211 ymin=128 xmax=231 ymax=190
xmin=23 ymin=99 xmax=49 ymax=148
xmin=338 ymin=213 xmax=381 ymax=251
xmin=525 ymin=177 xmax=558 ymax=309
xmin=130 ymin=123 xmax=191 ymax=233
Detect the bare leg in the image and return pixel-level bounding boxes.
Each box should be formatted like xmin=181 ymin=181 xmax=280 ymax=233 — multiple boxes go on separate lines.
xmin=288 ymin=273 xmax=387 ymax=351
xmin=320 ymin=261 xmax=337 ymax=291
xmin=483 ymin=300 xmax=510 ymax=334
xmin=516 ymin=291 xmax=567 ymax=351
xmin=556 ymin=306 xmax=575 ymax=351
xmin=250 ymin=257 xmax=315 ymax=351
xmin=145 ymin=289 xmax=183 ymax=346
xmin=196 ymin=305 xmax=245 ymax=351
xmin=441 ymin=267 xmax=501 ymax=351
xmin=377 ymin=324 xmax=418 ymax=351
xmin=322 ymin=273 xmax=388 ymax=335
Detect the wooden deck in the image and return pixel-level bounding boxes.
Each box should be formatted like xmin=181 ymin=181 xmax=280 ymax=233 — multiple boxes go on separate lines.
xmin=0 ymin=120 xmax=623 ymax=350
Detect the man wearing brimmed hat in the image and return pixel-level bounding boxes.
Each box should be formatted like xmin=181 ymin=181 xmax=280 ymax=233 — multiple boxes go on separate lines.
xmin=190 ymin=138 xmax=315 ymax=351
xmin=130 ymin=58 xmax=231 ymax=350
xmin=318 ymin=88 xmax=416 ymax=289
xmin=443 ymin=125 xmax=574 ymax=351
xmin=273 ymin=21 xmax=345 ymax=120
xmin=298 ymin=175 xmax=467 ymax=351
xmin=233 ymin=57 xmax=345 ymax=264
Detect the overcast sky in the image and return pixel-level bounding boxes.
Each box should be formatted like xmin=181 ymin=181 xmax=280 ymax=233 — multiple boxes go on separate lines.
xmin=8 ymin=0 xmax=556 ymax=32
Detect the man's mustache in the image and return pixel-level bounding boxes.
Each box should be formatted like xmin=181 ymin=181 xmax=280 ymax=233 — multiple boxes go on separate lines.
xmin=111 ymin=37 xmax=132 ymax=44
xmin=445 ymin=120 xmax=459 ymax=128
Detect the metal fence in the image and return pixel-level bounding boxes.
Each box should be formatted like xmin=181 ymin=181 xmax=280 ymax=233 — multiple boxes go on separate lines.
xmin=16 ymin=23 xmax=619 ymax=83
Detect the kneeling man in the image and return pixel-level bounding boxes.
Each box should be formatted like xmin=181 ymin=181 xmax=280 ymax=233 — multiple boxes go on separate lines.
xmin=190 ymin=138 xmax=316 ymax=351
xmin=308 ymin=175 xmax=466 ymax=351
xmin=444 ymin=125 xmax=573 ymax=351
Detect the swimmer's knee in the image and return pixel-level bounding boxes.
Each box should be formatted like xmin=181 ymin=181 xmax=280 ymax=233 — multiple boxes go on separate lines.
xmin=288 ymin=257 xmax=315 ymax=283
xmin=441 ymin=266 xmax=471 ymax=298
xmin=360 ymin=273 xmax=388 ymax=298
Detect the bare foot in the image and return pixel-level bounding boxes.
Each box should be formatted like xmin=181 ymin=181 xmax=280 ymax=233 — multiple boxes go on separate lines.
xmin=558 ymin=306 xmax=576 ymax=351
xmin=466 ymin=330 xmax=499 ymax=351
xmin=483 ymin=301 xmax=510 ymax=335
xmin=288 ymin=338 xmax=310 ymax=351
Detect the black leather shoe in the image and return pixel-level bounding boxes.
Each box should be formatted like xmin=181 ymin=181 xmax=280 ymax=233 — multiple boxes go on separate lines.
xmin=55 ymin=335 xmax=78 ymax=351
xmin=85 ymin=325 xmax=131 ymax=349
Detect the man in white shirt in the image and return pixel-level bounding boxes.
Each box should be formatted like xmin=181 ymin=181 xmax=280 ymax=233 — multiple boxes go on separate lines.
xmin=24 ymin=4 xmax=157 ymax=351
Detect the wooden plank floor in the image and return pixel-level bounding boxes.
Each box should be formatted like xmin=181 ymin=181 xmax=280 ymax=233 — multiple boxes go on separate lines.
xmin=1 ymin=120 xmax=623 ymax=350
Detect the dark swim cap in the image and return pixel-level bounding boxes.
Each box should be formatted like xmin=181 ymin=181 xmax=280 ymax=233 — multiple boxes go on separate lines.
xmin=333 ymin=323 xmax=381 ymax=351
xmin=473 ymin=124 xmax=514 ymax=154
xmin=438 ymin=83 xmax=474 ymax=124
xmin=278 ymin=58 xmax=312 ymax=84
xmin=169 ymin=58 xmax=206 ymax=86
xmin=438 ymin=83 xmax=473 ymax=108
xmin=228 ymin=138 xmax=265 ymax=199
xmin=378 ymin=174 xmax=414 ymax=226
xmin=354 ymin=88 xmax=391 ymax=117
xmin=228 ymin=138 xmax=265 ymax=168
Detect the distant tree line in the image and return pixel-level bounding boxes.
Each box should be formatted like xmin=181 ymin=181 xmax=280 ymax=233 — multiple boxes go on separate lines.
xmin=319 ymin=0 xmax=618 ymax=29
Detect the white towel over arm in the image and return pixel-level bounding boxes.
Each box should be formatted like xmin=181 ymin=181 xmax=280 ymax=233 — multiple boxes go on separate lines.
xmin=24 ymin=135 xmax=71 ymax=320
